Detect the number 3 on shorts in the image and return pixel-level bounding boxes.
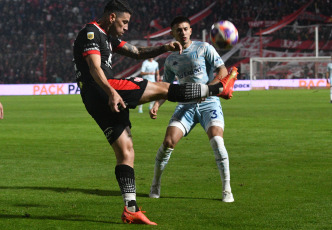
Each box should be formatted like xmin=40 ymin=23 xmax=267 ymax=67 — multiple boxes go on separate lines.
xmin=210 ymin=109 xmax=218 ymax=119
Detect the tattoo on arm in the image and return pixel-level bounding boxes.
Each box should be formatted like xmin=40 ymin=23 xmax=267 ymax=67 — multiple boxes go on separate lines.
xmin=116 ymin=43 xmax=166 ymax=59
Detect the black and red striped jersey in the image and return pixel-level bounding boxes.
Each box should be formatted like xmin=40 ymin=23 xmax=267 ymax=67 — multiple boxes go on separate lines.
xmin=73 ymin=21 xmax=126 ymax=83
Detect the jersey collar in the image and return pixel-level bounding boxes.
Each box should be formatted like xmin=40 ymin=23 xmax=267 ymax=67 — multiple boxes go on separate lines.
xmin=88 ymin=21 xmax=107 ymax=35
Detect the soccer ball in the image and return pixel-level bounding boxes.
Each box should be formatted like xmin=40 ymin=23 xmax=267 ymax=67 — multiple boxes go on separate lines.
xmin=210 ymin=20 xmax=238 ymax=49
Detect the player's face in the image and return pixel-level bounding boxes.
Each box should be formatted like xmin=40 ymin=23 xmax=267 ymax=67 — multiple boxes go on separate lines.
xmin=171 ymin=22 xmax=192 ymax=48
xmin=109 ymin=12 xmax=131 ymax=37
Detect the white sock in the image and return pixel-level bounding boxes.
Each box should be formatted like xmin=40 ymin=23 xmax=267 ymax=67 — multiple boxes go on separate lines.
xmin=210 ymin=136 xmax=231 ymax=192
xmin=152 ymin=144 xmax=173 ymax=186
xmin=200 ymin=84 xmax=210 ymax=97
xmin=123 ymin=193 xmax=136 ymax=212
xmin=201 ymin=83 xmax=224 ymax=97
xmin=138 ymin=104 xmax=143 ymax=111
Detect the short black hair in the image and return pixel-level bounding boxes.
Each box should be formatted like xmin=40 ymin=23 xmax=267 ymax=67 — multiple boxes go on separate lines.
xmin=104 ymin=0 xmax=133 ymax=15
xmin=170 ymin=16 xmax=191 ymax=28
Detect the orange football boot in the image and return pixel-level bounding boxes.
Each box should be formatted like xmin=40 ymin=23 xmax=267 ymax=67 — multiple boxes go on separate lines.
xmin=121 ymin=206 xmax=157 ymax=225
xmin=218 ymin=66 xmax=238 ymax=99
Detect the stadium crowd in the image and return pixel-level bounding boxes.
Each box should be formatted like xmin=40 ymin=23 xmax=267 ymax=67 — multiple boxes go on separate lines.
xmin=0 ymin=0 xmax=331 ymax=84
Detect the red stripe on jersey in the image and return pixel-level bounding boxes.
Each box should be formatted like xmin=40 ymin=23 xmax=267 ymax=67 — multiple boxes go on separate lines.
xmin=114 ymin=41 xmax=127 ymax=52
xmin=82 ymin=50 xmax=100 ymax=57
xmin=87 ymin=21 xmax=107 ymax=35
xmin=108 ymin=79 xmax=140 ymax=90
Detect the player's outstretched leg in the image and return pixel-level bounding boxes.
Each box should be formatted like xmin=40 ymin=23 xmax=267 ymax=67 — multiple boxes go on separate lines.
xmin=121 ymin=206 xmax=157 ymax=225
xmin=167 ymin=66 xmax=238 ymax=102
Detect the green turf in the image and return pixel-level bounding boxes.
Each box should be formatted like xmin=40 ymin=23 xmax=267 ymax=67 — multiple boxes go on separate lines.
xmin=0 ymin=89 xmax=331 ymax=229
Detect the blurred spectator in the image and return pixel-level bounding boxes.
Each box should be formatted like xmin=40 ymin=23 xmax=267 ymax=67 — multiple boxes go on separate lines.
xmin=0 ymin=0 xmax=330 ymax=84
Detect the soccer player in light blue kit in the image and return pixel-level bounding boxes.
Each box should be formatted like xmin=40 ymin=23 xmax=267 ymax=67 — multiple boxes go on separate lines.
xmin=138 ymin=58 xmax=160 ymax=113
xmin=327 ymin=63 xmax=332 ymax=103
xmin=149 ymin=16 xmax=236 ymax=202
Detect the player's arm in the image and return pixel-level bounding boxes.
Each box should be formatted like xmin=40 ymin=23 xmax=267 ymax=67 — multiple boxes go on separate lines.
xmin=204 ymin=43 xmax=228 ymax=85
xmin=149 ymin=99 xmax=166 ymax=120
xmin=85 ymin=54 xmax=126 ymax=112
xmin=209 ymin=65 xmax=228 ymax=85
xmin=149 ymin=69 xmax=166 ymax=119
xmin=150 ymin=64 xmax=171 ymax=119
xmin=115 ymin=41 xmax=183 ymax=59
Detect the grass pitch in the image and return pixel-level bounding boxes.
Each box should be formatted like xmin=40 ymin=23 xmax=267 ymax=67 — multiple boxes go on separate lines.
xmin=0 ymin=89 xmax=331 ymax=229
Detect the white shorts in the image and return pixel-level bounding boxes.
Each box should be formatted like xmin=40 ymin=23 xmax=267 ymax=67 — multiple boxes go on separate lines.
xmin=168 ymin=96 xmax=225 ymax=136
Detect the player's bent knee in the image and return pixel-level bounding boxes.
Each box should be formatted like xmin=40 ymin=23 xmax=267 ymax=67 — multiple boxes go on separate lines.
xmin=163 ymin=137 xmax=177 ymax=149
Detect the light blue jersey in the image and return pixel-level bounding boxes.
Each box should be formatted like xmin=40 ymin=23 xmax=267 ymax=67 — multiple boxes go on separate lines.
xmin=164 ymin=41 xmax=226 ymax=136
xmin=164 ymin=41 xmax=224 ymax=85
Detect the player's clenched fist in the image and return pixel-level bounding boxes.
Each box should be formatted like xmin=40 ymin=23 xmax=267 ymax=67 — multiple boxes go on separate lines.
xmin=164 ymin=41 xmax=182 ymax=54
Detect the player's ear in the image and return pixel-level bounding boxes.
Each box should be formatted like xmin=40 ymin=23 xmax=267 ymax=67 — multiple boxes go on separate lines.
xmin=109 ymin=13 xmax=116 ymax=23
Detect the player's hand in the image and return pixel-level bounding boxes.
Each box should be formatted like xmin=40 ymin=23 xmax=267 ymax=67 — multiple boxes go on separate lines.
xmin=165 ymin=41 xmax=183 ymax=54
xmin=149 ymin=105 xmax=159 ymax=119
xmin=108 ymin=91 xmax=126 ymax=113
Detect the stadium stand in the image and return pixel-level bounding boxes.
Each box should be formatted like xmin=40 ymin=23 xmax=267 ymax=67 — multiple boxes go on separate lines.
xmin=0 ymin=0 xmax=330 ymax=83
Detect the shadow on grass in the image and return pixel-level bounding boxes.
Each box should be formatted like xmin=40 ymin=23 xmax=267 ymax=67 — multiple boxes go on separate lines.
xmin=158 ymin=195 xmax=222 ymax=202
xmin=0 ymin=213 xmax=120 ymax=224
xmin=0 ymin=186 xmax=222 ymax=201
xmin=0 ymin=186 xmax=123 ymax=196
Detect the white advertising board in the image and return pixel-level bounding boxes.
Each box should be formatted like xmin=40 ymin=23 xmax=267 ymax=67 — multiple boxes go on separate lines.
xmin=0 ymin=79 xmax=329 ymax=96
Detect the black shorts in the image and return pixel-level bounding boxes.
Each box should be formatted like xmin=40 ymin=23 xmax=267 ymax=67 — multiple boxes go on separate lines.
xmin=80 ymin=78 xmax=148 ymax=144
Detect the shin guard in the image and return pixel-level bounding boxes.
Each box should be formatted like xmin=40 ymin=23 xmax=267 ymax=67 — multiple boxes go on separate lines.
xmin=168 ymin=83 xmax=201 ymax=102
